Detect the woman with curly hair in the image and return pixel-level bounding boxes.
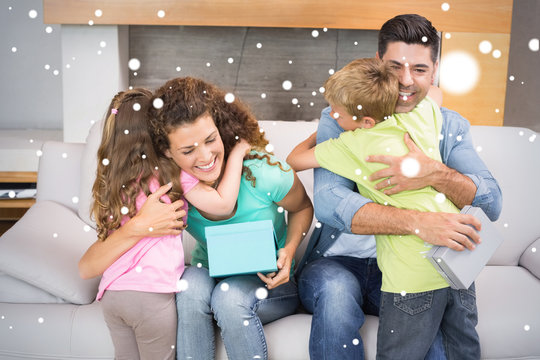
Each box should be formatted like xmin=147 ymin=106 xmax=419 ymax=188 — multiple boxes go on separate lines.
xmin=149 ymin=77 xmax=313 ymax=359
xmin=80 ymin=86 xmax=252 ymax=360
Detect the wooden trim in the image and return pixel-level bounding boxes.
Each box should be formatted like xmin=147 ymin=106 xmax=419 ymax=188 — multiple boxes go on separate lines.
xmin=0 ymin=171 xmax=37 ymax=183
xmin=44 ymin=0 xmax=513 ymax=33
xmin=0 ymin=199 xmax=36 ymax=210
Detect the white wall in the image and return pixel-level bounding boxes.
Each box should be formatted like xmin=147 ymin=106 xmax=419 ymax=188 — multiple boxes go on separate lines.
xmin=0 ymin=0 xmax=62 ymax=130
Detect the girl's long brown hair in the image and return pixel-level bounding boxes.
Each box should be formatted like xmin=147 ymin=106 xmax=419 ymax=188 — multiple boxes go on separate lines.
xmin=91 ymin=88 xmax=183 ymax=242
xmin=148 ymin=77 xmax=289 ymax=188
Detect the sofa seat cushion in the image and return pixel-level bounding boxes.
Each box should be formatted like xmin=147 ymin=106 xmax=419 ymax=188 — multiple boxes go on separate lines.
xmin=0 ymin=272 xmax=66 ymax=303
xmin=0 ymin=201 xmax=100 ymax=305
xmin=476 ymin=265 xmax=540 ymax=359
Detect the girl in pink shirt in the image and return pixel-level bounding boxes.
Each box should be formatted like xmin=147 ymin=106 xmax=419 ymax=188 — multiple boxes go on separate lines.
xmin=89 ymin=88 xmax=250 ymax=360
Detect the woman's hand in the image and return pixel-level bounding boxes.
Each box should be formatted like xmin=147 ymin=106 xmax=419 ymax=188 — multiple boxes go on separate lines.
xmin=130 ymin=182 xmax=186 ymax=237
xmin=257 ymin=246 xmax=295 ymax=289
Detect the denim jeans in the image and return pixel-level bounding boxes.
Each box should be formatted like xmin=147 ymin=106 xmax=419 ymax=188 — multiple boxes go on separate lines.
xmin=299 ymin=256 xmax=448 ymax=360
xmin=175 ymin=265 xmax=299 ymax=360
xmin=298 ymin=256 xmax=381 ymax=360
xmin=377 ymin=284 xmax=479 ymax=360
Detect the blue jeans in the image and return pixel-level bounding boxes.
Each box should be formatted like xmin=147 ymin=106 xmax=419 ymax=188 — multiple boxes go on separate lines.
xmin=299 ymin=256 xmax=447 ymax=360
xmin=377 ymin=284 xmax=479 ymax=360
xmin=175 ymin=265 xmax=299 ymax=360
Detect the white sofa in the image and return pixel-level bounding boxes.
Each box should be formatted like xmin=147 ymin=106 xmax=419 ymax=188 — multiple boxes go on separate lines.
xmin=0 ymin=120 xmax=539 ymax=360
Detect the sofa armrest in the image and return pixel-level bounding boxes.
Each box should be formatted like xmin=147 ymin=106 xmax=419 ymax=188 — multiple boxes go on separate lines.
xmin=37 ymin=141 xmax=85 ymax=212
xmin=519 ymin=238 xmax=540 ymax=280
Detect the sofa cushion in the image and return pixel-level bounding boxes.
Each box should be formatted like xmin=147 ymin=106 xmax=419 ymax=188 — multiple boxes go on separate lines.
xmin=0 ymin=201 xmax=100 ymax=304
xmin=0 ymin=271 xmax=66 ymax=303
xmin=78 ymin=120 xmax=103 ymax=228
xmin=470 ymin=126 xmax=540 ymax=266
xmin=476 ymin=265 xmax=540 ymax=359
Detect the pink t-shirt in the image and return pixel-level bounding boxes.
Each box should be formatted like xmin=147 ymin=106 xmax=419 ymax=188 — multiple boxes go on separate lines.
xmin=96 ymin=171 xmax=199 ymax=300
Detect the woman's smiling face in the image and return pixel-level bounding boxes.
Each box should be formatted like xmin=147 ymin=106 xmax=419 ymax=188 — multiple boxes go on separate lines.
xmin=165 ymin=113 xmax=225 ymax=185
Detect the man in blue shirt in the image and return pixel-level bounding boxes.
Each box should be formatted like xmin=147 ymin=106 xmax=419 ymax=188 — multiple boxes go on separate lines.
xmin=296 ymin=14 xmax=502 ymax=360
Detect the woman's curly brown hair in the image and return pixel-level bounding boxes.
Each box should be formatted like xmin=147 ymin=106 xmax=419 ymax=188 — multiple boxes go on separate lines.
xmin=91 ymin=88 xmax=183 ymax=242
xmin=148 ymin=77 xmax=289 ymax=187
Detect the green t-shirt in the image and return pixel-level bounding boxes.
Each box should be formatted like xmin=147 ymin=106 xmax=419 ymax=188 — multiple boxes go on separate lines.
xmin=187 ymin=152 xmax=295 ymax=271
xmin=315 ymin=97 xmax=459 ymax=293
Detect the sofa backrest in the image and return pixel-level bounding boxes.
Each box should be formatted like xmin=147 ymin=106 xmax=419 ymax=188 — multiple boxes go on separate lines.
xmin=470 ymin=126 xmax=540 ymax=266
xmin=37 ymin=141 xmax=85 ymax=213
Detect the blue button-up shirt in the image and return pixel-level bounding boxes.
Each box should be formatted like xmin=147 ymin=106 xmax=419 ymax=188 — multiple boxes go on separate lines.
xmin=296 ymin=106 xmax=503 ymax=274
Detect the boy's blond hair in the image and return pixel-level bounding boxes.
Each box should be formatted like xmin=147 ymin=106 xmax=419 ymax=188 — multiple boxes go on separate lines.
xmin=324 ymin=58 xmax=399 ymax=123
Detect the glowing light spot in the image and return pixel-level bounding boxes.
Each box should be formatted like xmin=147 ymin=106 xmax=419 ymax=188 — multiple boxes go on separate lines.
xmin=225 ymin=93 xmax=235 ymax=103
xmin=401 ymin=291 xmax=407 ymax=296
xmin=44 ymin=64 xmax=50 ymax=70
xmin=53 ymin=233 xmax=58 ymax=238
xmin=265 ymin=144 xmax=274 ymax=152
xmin=121 ymin=206 xmax=129 ymax=215
xmin=99 ymin=41 xmax=106 ymax=48
xmin=282 ymin=80 xmax=293 ymax=91
xmin=94 ymin=9 xmax=103 ymax=17
xmin=132 ymin=103 xmax=141 ymax=112
xmin=53 ymin=69 xmax=60 ymax=76
xmin=38 ymin=317 xmax=44 ymax=324
xmin=277 ymin=206 xmax=284 ymax=213
xmin=329 ymin=69 xmax=335 ymax=75
xmin=220 ymin=283 xmax=229 ymax=291
xmin=177 ymin=279 xmax=189 ymax=291
xmin=445 ymin=33 xmax=452 ymax=39
xmin=422 ymin=36 xmax=428 ymax=43
xmin=11 ymin=47 xmax=17 ymax=53
xmin=8 ymin=191 xmax=15 ymax=199
xmin=532 ymin=248 xmax=537 ymax=253
xmin=288 ymin=60 xmax=293 ymax=64
xmin=435 ymin=193 xmax=446 ymax=203
xmin=315 ymin=222 xmax=322 ymax=228
xmin=123 ymin=129 xmax=129 ymax=135
xmin=492 ymin=49 xmax=502 ymax=59
xmin=153 ymin=98 xmax=164 ymax=109
xmin=504 ymin=223 xmax=509 ymax=228
xmin=256 ymin=287 xmax=268 ymax=300
xmin=206 ymin=62 xmax=211 ymax=67
xmin=244 ymin=320 xmax=250 ymax=326
xmin=529 ymin=38 xmax=539 ymax=52
xmin=441 ymin=2 xmax=450 ymax=11
xmin=102 ymin=158 xmax=110 ymax=166
xmin=312 ymin=30 xmax=319 ymax=38
xmin=256 ymin=43 xmax=262 ymax=49
xmin=478 ymin=40 xmax=492 ymax=54
xmin=28 ymin=9 xmax=38 ymax=18
xmin=355 ymin=169 xmax=362 ymax=176
xmin=197 ymin=263 xmax=203 ymax=268
xmin=529 ymin=134 xmax=536 ymax=143
xmin=261 ymin=93 xmax=267 ymax=99
xmin=440 ymin=51 xmax=480 ymax=95
xmin=319 ymin=87 xmax=325 ymax=93
xmin=476 ymin=146 xmax=482 ymax=152
xmin=88 ymin=20 xmax=94 ymax=26
xmin=148 ymin=227 xmax=153 ymax=232
xmin=157 ymin=10 xmax=165 ymax=18
xmin=401 ymin=157 xmax=420 ymax=177
xmin=135 ymin=266 xmax=142 ymax=273
xmin=524 ymin=324 xmax=531 ymax=331
xmin=415 ymin=229 xmax=420 ymax=234
xmin=227 ymin=57 xmax=234 ymax=64
xmin=357 ymin=104 xmax=363 ymax=110
xmin=128 ymin=58 xmax=141 ymax=71
xmin=352 ymin=338 xmax=360 ymax=346
xmin=72 ymin=196 xmax=79 ymax=204
xmin=83 ymin=225 xmax=91 ymax=232
xmin=292 ymin=98 xmax=299 ymax=105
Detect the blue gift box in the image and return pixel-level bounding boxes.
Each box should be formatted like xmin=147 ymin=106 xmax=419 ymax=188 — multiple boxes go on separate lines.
xmin=205 ymin=220 xmax=278 ymax=278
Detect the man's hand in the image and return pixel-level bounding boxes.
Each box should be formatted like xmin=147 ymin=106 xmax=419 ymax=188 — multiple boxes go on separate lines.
xmin=257 ymin=247 xmax=294 ymax=289
xmin=367 ymin=133 xmax=444 ymax=195
xmin=414 ymin=211 xmax=482 ymax=251
xmin=130 ymin=182 xmax=186 ymax=238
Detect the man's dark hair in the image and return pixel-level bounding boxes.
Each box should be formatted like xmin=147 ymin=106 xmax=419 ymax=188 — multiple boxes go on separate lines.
xmin=378 ymin=14 xmax=440 ymax=64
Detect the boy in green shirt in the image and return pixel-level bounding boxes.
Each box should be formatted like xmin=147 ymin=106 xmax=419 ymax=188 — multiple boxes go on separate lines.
xmin=287 ymin=57 xmax=478 ymax=358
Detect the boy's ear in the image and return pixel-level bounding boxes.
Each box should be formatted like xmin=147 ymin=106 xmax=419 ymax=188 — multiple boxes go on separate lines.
xmin=361 ymin=116 xmax=376 ymax=129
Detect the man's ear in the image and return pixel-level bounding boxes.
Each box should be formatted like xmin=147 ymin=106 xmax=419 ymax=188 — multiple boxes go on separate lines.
xmin=361 ymin=116 xmax=376 ymax=129
xmin=375 ymin=51 xmax=381 ymax=59
xmin=432 ymin=60 xmax=439 ymax=84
